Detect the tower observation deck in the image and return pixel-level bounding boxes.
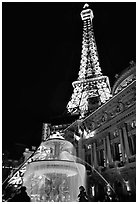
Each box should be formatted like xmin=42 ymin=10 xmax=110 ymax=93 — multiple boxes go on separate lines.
xmin=67 ymin=4 xmax=112 ymax=117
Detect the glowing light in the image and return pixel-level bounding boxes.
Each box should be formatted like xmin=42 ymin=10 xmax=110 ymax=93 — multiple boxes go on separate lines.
xmin=78 ymin=126 xmax=83 ymax=135
xmin=83 ymin=129 xmax=88 ymax=138
xmin=91 ymin=186 xmax=95 ymax=196
xmin=107 ymin=184 xmax=111 ymax=195
xmin=87 ymin=144 xmax=91 ymax=149
xmin=83 ymin=3 xmax=89 ymax=9
xmin=42 ymin=123 xmax=50 ymax=141
xmin=74 ymin=133 xmax=80 ymax=141
xmin=85 ymin=130 xmax=95 ymax=139
xmin=125 ymin=180 xmax=131 ymax=191
xmin=67 ymin=5 xmax=112 ymax=115
xmin=48 ymin=131 xmax=65 ymax=140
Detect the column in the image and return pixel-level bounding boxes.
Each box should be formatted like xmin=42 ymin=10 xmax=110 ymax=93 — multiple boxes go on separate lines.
xmin=78 ymin=138 xmax=83 ymax=160
xmin=122 ymin=124 xmax=131 ymax=158
xmin=130 ymin=135 xmax=135 ymax=155
xmin=106 ymin=134 xmax=113 ymax=164
xmin=78 ymin=138 xmax=85 ymax=162
xmin=82 ymin=144 xmax=85 ymax=162
xmin=103 ymin=138 xmax=107 ymax=167
xmin=118 ymin=127 xmax=126 ymax=162
xmin=93 ymin=142 xmax=98 ymax=168
xmin=91 ymin=143 xmax=94 ymax=166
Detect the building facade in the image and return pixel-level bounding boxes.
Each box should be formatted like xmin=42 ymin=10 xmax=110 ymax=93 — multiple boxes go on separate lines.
xmin=65 ymin=61 xmax=136 ymax=201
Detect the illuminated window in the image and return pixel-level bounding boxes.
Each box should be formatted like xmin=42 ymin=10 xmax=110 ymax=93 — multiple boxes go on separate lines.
xmin=111 ymin=143 xmax=122 ymax=161
xmin=132 ymin=135 xmax=136 ymax=154
xmin=125 ymin=180 xmax=131 ymax=191
xmin=118 ymin=143 xmax=123 ymax=161
xmin=131 ymin=120 xmax=136 ymax=128
xmin=87 ymin=144 xmax=92 ymax=149
xmin=113 ymin=130 xmax=119 ymax=137
xmin=91 ymin=186 xmax=95 ymax=196
xmin=98 ymin=149 xmax=104 ymax=166
xmin=128 ymin=135 xmax=136 ymax=155
xmin=107 ymin=184 xmax=111 ymax=193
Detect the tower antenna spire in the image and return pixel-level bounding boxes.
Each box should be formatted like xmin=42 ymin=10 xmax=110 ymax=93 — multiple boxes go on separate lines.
xmin=83 ymin=3 xmax=89 ymax=9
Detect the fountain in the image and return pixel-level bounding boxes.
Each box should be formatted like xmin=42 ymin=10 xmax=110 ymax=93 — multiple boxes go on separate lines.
xmin=23 ymin=132 xmax=86 ymax=202
xmin=4 ymin=131 xmax=118 ymax=202
xmin=74 ymin=156 xmax=115 ymax=193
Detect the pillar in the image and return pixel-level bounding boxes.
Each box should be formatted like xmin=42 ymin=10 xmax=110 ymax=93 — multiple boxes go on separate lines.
xmin=93 ymin=142 xmax=98 ymax=168
xmin=78 ymin=138 xmax=82 ymax=159
xmin=82 ymin=148 xmax=85 ymax=162
xmin=103 ymin=138 xmax=107 ymax=167
xmin=91 ymin=143 xmax=94 ymax=166
xmin=106 ymin=134 xmax=113 ymax=164
xmin=122 ymin=124 xmax=131 ymax=158
xmin=118 ymin=127 xmax=126 ymax=162
xmin=78 ymin=138 xmax=85 ymax=162
xmin=130 ymin=135 xmax=135 ymax=155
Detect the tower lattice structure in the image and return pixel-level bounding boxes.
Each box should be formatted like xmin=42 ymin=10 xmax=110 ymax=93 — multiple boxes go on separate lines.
xmin=67 ymin=4 xmax=112 ymax=117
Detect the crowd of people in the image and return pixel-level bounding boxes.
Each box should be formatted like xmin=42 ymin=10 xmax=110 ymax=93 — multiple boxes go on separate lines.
xmin=3 ymin=184 xmax=135 ymax=202
xmin=77 ymin=186 xmax=135 ymax=202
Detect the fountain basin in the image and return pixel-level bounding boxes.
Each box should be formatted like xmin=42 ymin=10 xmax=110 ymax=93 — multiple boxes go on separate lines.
xmin=23 ymin=160 xmax=86 ymax=202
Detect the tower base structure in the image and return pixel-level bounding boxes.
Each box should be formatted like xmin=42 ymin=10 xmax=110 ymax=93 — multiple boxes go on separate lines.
xmin=67 ymin=75 xmax=112 ymax=117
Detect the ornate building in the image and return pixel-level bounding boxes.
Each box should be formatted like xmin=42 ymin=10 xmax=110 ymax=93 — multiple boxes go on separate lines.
xmin=3 ymin=3 xmax=136 ymax=202
xmin=65 ymin=61 xmax=136 ymax=201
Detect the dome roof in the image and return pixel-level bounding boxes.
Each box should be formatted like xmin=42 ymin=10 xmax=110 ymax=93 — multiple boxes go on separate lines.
xmin=112 ymin=61 xmax=136 ymax=95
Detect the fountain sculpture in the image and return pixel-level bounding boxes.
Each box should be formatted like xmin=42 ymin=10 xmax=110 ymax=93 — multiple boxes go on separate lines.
xmin=23 ymin=132 xmax=86 ymax=202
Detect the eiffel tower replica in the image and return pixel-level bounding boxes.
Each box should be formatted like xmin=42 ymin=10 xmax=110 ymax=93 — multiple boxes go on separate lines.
xmin=67 ymin=3 xmax=112 ymax=118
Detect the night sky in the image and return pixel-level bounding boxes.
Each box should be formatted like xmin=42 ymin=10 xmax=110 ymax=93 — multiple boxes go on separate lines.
xmin=3 ymin=2 xmax=136 ymax=157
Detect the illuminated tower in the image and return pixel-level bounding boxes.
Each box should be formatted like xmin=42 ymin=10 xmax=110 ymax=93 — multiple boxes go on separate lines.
xmin=67 ymin=4 xmax=112 ymax=117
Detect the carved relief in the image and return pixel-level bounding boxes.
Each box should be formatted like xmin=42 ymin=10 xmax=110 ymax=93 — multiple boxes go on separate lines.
xmin=101 ymin=112 xmax=108 ymax=123
xmin=116 ymin=102 xmax=124 ymax=113
xmin=84 ymin=119 xmax=95 ymax=131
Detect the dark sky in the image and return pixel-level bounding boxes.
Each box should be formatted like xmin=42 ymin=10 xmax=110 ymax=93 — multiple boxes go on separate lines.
xmin=3 ymin=2 xmax=136 ymax=156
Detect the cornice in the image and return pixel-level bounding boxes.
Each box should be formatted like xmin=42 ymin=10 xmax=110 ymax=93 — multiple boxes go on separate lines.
xmin=112 ymin=64 xmax=136 ymax=95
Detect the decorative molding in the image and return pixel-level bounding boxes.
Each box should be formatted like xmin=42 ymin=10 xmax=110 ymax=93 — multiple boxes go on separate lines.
xmin=112 ymin=63 xmax=136 ymax=95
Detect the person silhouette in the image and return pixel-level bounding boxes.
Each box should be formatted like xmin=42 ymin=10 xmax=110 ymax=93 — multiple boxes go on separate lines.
xmin=10 ymin=186 xmax=30 ymax=202
xmin=78 ymin=186 xmax=88 ymax=202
